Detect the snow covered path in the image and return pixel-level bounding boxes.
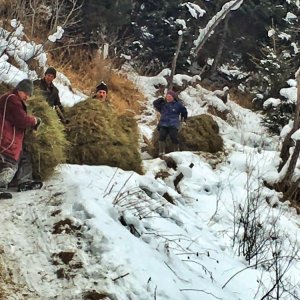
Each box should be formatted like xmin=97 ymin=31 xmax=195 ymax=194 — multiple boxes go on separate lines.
xmin=0 ymin=179 xmax=110 ymax=300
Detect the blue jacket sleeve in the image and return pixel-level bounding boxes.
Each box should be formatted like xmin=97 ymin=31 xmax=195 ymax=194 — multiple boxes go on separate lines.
xmin=180 ymin=104 xmax=188 ymax=121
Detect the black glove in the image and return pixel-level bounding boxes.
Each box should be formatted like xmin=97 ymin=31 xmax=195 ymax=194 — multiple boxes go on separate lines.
xmin=33 ymin=117 xmax=42 ymax=130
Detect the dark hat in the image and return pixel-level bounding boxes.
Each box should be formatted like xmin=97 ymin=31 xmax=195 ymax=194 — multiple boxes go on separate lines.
xmin=166 ymin=90 xmax=177 ymax=98
xmin=45 ymin=67 xmax=57 ymax=78
xmin=16 ymin=79 xmax=33 ymax=96
xmin=96 ymin=81 xmax=108 ymax=93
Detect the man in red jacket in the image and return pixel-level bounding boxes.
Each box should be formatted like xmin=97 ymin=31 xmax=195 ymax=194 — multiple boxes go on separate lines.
xmin=0 ymin=79 xmax=42 ymax=199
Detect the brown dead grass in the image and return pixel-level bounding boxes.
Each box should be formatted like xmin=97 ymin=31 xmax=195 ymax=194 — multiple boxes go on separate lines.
xmin=0 ymin=251 xmax=13 ymax=299
xmin=229 ymin=87 xmax=254 ymax=110
xmin=0 ymin=82 xmax=11 ymax=95
xmin=200 ymin=80 xmax=254 ymax=110
xmin=48 ymin=52 xmax=143 ymax=115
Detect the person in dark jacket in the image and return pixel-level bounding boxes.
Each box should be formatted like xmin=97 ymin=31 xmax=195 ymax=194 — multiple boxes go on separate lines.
xmin=153 ymin=90 xmax=188 ymax=157
xmin=0 ymin=79 xmax=42 ymax=199
xmin=34 ymin=67 xmax=67 ymax=123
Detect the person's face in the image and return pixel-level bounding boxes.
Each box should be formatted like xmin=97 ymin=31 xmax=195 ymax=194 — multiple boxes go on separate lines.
xmin=165 ymin=94 xmax=174 ymax=102
xmin=44 ymin=74 xmax=55 ymax=85
xmin=96 ymin=90 xmax=107 ymax=101
xmin=18 ymin=90 xmax=30 ymax=101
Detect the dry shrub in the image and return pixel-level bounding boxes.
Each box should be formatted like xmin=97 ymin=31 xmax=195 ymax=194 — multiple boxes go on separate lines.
xmin=229 ymin=87 xmax=254 ymax=109
xmin=207 ymin=105 xmax=230 ymax=121
xmin=0 ymin=257 xmax=6 ymax=299
xmin=48 ymin=51 xmax=108 ymax=96
xmin=107 ymin=72 xmax=142 ymax=114
xmin=25 ymin=93 xmax=69 ymax=180
xmin=151 ymin=114 xmax=223 ymax=157
xmin=48 ymin=52 xmax=143 ymax=115
xmin=0 ymin=251 xmax=21 ymax=298
xmin=64 ymin=99 xmax=143 ymax=174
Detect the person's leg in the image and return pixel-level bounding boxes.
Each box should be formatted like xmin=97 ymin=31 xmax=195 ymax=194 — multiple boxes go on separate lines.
xmin=16 ymin=150 xmax=33 ymax=184
xmin=15 ymin=151 xmax=43 ymax=192
xmin=169 ymin=127 xmax=180 ymax=152
xmin=0 ymin=155 xmax=18 ymax=199
xmin=158 ymin=127 xmax=168 ymax=157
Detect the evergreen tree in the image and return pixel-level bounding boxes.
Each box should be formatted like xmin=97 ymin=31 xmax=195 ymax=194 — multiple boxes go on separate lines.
xmin=81 ymin=0 xmax=132 ymax=48
xmin=123 ymin=1 xmax=182 ymax=73
xmin=252 ymin=0 xmax=300 ymax=133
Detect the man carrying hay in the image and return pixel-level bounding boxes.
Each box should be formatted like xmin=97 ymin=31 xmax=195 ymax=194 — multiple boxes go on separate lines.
xmin=0 ymin=79 xmax=43 ymax=199
xmin=93 ymin=81 xmax=109 ymax=102
xmin=153 ymin=90 xmax=188 ymax=157
xmin=34 ymin=67 xmax=68 ymax=123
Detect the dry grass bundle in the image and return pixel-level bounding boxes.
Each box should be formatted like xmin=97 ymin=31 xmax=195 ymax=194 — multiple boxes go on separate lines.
xmin=64 ymin=99 xmax=143 ymax=174
xmin=151 ymin=114 xmax=223 ymax=157
xmin=25 ymin=93 xmax=69 ymax=180
xmin=0 ymin=82 xmax=11 ymax=95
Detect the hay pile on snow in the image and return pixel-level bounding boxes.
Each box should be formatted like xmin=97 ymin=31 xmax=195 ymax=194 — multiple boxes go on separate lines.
xmin=64 ymin=99 xmax=143 ymax=173
xmin=25 ymin=93 xmax=69 ymax=180
xmin=151 ymin=114 xmax=223 ymax=157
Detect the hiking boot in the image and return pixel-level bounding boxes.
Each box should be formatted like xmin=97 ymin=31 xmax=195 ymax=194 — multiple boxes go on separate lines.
xmin=17 ymin=181 xmax=43 ymax=192
xmin=0 ymin=192 xmax=12 ymax=199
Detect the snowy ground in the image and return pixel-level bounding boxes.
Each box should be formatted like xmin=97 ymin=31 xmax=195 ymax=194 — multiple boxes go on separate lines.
xmin=0 ymin=145 xmax=299 ymax=300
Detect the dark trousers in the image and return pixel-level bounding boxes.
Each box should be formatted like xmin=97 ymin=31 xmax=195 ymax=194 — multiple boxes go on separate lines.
xmin=158 ymin=127 xmax=179 ymax=144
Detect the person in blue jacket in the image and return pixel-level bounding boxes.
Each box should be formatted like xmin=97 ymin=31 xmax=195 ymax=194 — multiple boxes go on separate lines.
xmin=153 ymin=90 xmax=188 ymax=157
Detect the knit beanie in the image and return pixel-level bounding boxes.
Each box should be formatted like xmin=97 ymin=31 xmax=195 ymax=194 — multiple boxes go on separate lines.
xmin=16 ymin=79 xmax=33 ymax=96
xmin=166 ymin=90 xmax=177 ymax=98
xmin=45 ymin=67 xmax=57 ymax=78
xmin=96 ymin=81 xmax=108 ymax=93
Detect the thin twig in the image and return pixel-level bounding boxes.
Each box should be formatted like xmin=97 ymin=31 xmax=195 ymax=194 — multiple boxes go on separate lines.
xmin=112 ymin=272 xmax=129 ymax=282
xmin=179 ymin=289 xmax=222 ymax=300
xmin=113 ymin=173 xmax=135 ymax=205
xmin=164 ymin=262 xmax=189 ymax=283
xmin=104 ymin=168 xmax=119 ymax=195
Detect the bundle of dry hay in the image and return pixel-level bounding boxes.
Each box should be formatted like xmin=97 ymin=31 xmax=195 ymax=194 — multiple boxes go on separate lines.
xmin=25 ymin=93 xmax=69 ymax=180
xmin=151 ymin=114 xmax=223 ymax=157
xmin=64 ymin=99 xmax=143 ymax=174
xmin=0 ymin=82 xmax=11 ymax=95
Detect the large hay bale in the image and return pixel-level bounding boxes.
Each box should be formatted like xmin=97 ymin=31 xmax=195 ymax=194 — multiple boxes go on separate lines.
xmin=64 ymin=99 xmax=143 ymax=174
xmin=25 ymin=94 xmax=69 ymax=180
xmin=151 ymin=114 xmax=223 ymax=157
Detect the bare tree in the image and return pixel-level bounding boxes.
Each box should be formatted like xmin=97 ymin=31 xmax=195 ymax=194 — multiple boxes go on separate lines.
xmin=169 ymin=32 xmax=183 ymax=90
xmin=191 ymin=0 xmax=244 ymax=59
xmin=209 ymin=14 xmax=230 ymax=77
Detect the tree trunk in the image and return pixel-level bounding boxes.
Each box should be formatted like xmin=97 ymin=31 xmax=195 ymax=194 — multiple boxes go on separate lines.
xmin=169 ymin=33 xmax=183 ymax=90
xmin=210 ymin=14 xmax=230 ymax=76
xmin=282 ymin=141 xmax=300 ymax=183
xmin=279 ymin=72 xmax=300 ymax=183
xmin=192 ymin=0 xmax=243 ymax=58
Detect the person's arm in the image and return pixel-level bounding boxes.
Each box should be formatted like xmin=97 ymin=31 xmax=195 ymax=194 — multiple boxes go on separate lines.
xmin=5 ymin=96 xmax=36 ymax=129
xmin=153 ymin=97 xmax=165 ymax=112
xmin=53 ymin=86 xmax=64 ymax=113
xmin=180 ymin=104 xmax=188 ymax=122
